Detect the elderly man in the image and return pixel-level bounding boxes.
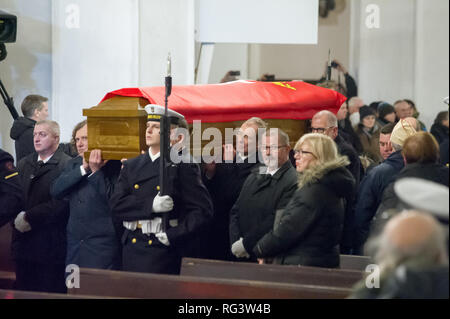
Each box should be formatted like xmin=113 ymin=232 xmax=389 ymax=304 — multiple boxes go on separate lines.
xmin=202 ymin=117 xmax=266 ymax=261
xmin=354 ymin=118 xmax=419 ymax=254
xmin=394 ymin=100 xmax=414 ymax=121
xmin=12 ymin=120 xmax=71 ymax=293
xmin=312 ymin=111 xmax=361 ymax=185
xmin=51 ymin=120 xmax=122 ymax=270
xmin=311 ymin=110 xmax=361 ymax=254
xmin=110 ymin=105 xmax=213 ymax=275
xmin=10 ymin=95 xmax=49 ymax=163
xmin=229 ymin=128 xmax=297 ymax=261
xmin=350 ymin=211 xmax=448 ymax=299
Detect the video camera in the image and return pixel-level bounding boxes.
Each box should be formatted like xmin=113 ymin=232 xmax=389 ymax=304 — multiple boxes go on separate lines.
xmin=0 ymin=10 xmax=17 ymax=43
xmin=0 ymin=10 xmax=18 ymax=119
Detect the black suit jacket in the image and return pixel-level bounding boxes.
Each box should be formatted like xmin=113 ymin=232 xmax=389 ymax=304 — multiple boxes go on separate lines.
xmin=12 ymin=148 xmax=71 ymax=264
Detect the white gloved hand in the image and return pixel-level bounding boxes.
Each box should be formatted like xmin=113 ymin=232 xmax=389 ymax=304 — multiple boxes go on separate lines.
xmin=152 ymin=192 xmax=174 ymax=213
xmin=155 ymin=232 xmax=170 ymax=246
xmin=14 ymin=211 xmax=32 ymax=233
xmin=231 ymin=237 xmax=250 ymax=258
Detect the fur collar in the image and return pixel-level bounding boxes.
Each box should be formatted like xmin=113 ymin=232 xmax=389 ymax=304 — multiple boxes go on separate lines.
xmin=298 ymin=156 xmax=350 ymax=189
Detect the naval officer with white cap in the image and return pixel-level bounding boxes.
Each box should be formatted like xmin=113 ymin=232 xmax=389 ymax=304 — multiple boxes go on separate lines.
xmin=110 ymin=104 xmax=213 ymax=274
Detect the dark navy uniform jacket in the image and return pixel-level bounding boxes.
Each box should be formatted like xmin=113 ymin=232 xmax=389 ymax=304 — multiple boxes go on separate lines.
xmin=51 ymin=156 xmax=122 ymax=270
xmin=110 ymin=151 xmax=213 ymax=273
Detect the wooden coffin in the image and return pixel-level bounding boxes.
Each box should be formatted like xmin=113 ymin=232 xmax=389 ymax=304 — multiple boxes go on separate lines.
xmin=82 ymin=96 xmax=149 ymax=160
xmin=84 ymin=81 xmax=346 ymax=160
xmin=83 ymin=95 xmax=308 ymax=160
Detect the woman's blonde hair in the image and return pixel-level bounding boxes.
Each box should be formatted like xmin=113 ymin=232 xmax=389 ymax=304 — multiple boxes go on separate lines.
xmin=294 ymin=133 xmax=339 ymax=165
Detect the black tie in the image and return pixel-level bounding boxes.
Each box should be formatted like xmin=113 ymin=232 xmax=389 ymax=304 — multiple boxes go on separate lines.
xmin=37 ymin=160 xmax=45 ymax=167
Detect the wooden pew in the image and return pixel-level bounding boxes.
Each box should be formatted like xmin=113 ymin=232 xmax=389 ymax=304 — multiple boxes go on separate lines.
xmin=0 ymin=288 xmax=114 ymax=299
xmin=340 ymin=255 xmax=372 ymax=271
xmin=68 ymin=268 xmax=351 ymax=299
xmin=0 ymin=271 xmax=15 ymax=290
xmin=180 ymin=258 xmax=363 ymax=289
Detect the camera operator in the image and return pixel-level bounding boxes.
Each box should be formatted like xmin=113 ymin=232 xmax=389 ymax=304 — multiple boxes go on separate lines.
xmin=319 ymin=60 xmax=358 ymax=100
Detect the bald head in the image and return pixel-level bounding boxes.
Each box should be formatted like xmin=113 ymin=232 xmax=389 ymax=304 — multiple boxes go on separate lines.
xmin=376 ymin=210 xmax=448 ymax=270
xmin=311 ymin=111 xmax=338 ymax=140
xmin=385 ymin=211 xmax=438 ymax=252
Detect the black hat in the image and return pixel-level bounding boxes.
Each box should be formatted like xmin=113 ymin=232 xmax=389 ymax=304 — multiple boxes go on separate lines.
xmin=0 ymin=148 xmax=15 ymax=175
xmin=359 ymin=105 xmax=375 ymax=121
xmin=377 ymin=102 xmax=395 ymax=120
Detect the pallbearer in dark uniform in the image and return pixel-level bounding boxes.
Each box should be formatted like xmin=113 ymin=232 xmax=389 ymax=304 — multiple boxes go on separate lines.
xmin=110 ymin=104 xmax=213 ymax=275
xmin=0 ymin=148 xmax=22 ymax=227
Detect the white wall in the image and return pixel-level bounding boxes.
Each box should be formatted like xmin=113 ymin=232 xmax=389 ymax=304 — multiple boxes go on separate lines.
xmin=0 ymin=0 xmax=52 ymax=156
xmin=1 ymin=0 xmax=197 ymax=159
xmin=139 ymin=0 xmax=195 ymax=86
xmin=249 ymin=0 xmax=350 ymax=81
xmin=207 ymin=43 xmax=248 ymax=83
xmin=350 ymin=0 xmax=449 ymax=129
xmin=414 ymin=0 xmax=449 ymax=128
xmin=52 ymin=0 xmax=140 ymax=144
xmin=353 ymin=0 xmax=416 ymax=105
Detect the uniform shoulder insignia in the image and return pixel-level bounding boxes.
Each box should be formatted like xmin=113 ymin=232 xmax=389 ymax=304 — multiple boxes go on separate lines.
xmin=5 ymin=172 xmax=19 ymax=180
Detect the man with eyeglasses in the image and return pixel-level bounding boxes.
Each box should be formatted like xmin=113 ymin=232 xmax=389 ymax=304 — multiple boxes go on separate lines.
xmin=12 ymin=120 xmax=71 ymax=293
xmin=311 ymin=111 xmax=361 ymax=254
xmin=229 ymin=129 xmax=297 ymax=261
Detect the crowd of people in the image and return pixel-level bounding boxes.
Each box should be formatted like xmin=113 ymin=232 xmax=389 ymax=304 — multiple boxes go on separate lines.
xmin=0 ymin=86 xmax=448 ymax=298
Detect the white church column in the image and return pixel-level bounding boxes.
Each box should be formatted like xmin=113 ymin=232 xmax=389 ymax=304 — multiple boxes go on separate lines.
xmin=138 ymin=0 xmax=196 ymax=86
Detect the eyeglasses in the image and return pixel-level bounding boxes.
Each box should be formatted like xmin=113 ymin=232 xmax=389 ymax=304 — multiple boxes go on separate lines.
xmin=310 ymin=127 xmax=333 ymax=133
xmin=262 ymin=145 xmax=288 ymax=152
xmin=294 ymin=150 xmax=315 ymax=157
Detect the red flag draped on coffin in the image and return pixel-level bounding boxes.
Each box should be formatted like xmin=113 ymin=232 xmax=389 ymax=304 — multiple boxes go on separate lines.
xmin=100 ymin=80 xmax=346 ymax=123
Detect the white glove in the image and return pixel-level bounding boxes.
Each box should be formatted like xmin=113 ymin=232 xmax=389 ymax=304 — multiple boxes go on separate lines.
xmin=152 ymin=192 xmax=174 ymax=213
xmin=14 ymin=211 xmax=32 ymax=233
xmin=231 ymin=237 xmax=250 ymax=258
xmin=155 ymin=232 xmax=170 ymax=246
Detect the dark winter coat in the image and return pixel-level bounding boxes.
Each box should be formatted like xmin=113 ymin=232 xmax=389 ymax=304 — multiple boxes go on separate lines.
xmin=338 ymin=119 xmax=364 ymax=154
xmin=0 ymin=149 xmax=22 ymax=227
xmin=430 ymin=123 xmax=449 ymax=146
xmin=202 ymin=154 xmax=262 ymax=260
xmin=51 ymin=156 xmax=122 ymax=269
xmin=10 ymin=117 xmax=36 ymax=163
xmin=371 ymin=162 xmax=449 ymax=233
xmin=12 ymin=148 xmax=71 ymax=264
xmin=353 ymin=151 xmax=405 ymax=253
xmin=253 ymin=157 xmax=355 ymax=268
xmin=335 ymin=134 xmax=361 ymax=254
xmin=229 ymin=160 xmax=298 ymax=259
